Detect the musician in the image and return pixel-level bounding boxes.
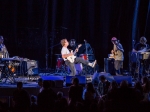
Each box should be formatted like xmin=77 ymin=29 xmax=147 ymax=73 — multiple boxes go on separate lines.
xmin=111 ymin=37 xmax=124 ymax=75
xmin=0 ymin=35 xmax=9 ymax=58
xmin=68 ymin=39 xmax=93 ymax=55
xmin=68 ymin=39 xmax=77 ymax=52
xmin=132 ymin=36 xmax=149 ymax=80
xmin=132 ymin=36 xmax=149 ymax=52
xmin=60 ymin=39 xmax=96 ymax=76
xmin=0 ymin=36 xmax=9 ymax=81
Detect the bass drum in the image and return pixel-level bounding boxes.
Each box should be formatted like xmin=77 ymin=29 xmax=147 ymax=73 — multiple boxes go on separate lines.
xmin=56 ymin=58 xmax=65 ymax=69
xmin=80 ymin=54 xmax=88 ymax=60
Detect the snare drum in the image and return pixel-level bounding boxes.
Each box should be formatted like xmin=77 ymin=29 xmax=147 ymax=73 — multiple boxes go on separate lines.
xmin=80 ymin=54 xmax=88 ymax=60
xmin=56 ymin=58 xmax=64 ymax=68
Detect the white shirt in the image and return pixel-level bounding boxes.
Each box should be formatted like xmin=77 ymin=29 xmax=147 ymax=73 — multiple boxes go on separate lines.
xmin=61 ymin=47 xmax=70 ymax=61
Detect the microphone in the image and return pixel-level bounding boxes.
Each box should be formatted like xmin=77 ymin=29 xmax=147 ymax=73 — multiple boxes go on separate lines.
xmin=61 ymin=26 xmax=68 ymax=29
xmin=133 ymin=40 xmax=135 ymax=43
xmin=84 ymin=39 xmax=87 ymax=43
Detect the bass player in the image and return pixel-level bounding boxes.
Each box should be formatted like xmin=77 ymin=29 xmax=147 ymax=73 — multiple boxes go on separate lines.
xmin=60 ymin=39 xmax=96 ymax=76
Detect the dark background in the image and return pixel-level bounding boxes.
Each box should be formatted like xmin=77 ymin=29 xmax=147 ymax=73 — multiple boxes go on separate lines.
xmin=0 ymin=0 xmax=150 ymax=71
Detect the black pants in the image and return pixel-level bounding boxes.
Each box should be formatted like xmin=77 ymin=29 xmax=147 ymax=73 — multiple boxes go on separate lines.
xmin=65 ymin=57 xmax=89 ymax=76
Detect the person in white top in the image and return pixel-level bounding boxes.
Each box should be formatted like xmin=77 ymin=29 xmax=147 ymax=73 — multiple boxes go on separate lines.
xmin=60 ymin=39 xmax=96 ymax=76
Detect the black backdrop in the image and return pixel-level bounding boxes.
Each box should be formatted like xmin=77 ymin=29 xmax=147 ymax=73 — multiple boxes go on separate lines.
xmin=0 ymin=0 xmax=150 ymax=70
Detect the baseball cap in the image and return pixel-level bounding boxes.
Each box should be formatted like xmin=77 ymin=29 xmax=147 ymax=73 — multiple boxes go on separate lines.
xmin=111 ymin=37 xmax=117 ymax=41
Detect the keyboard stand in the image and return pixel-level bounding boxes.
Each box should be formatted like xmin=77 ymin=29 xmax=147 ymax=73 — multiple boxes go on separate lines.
xmin=1 ymin=60 xmax=16 ymax=84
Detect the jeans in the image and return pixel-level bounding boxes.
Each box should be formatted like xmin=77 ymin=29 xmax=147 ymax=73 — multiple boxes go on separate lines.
xmin=65 ymin=57 xmax=89 ymax=76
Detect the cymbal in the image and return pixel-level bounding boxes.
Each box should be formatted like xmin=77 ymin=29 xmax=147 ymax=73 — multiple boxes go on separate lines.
xmin=55 ymin=54 xmax=61 ymax=55
xmin=79 ymin=54 xmax=94 ymax=55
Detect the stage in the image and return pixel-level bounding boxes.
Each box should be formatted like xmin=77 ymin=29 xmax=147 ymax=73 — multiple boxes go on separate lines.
xmin=0 ymin=72 xmax=136 ymax=97
xmin=0 ymin=73 xmax=94 ymax=97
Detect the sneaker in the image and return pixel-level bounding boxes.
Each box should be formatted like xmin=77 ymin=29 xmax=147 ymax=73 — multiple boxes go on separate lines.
xmin=91 ymin=60 xmax=97 ymax=68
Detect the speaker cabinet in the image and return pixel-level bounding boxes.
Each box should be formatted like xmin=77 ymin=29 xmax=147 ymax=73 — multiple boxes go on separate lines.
xmin=27 ymin=60 xmax=38 ymax=75
xmin=41 ymin=76 xmax=64 ymax=88
xmin=104 ymin=58 xmax=115 ymax=75
xmin=113 ymin=76 xmax=132 ymax=85
xmin=66 ymin=76 xmax=86 ymax=86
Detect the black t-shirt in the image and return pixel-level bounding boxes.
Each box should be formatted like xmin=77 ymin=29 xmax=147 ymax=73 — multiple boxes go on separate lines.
xmin=68 ymin=44 xmax=78 ymax=52
xmin=134 ymin=43 xmax=149 ymax=51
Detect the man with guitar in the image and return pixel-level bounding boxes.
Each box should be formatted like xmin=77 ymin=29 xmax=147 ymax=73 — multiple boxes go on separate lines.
xmin=60 ymin=39 xmax=96 ymax=76
xmin=132 ymin=36 xmax=150 ymax=80
xmin=132 ymin=36 xmax=149 ymax=52
xmin=111 ymin=37 xmax=124 ymax=75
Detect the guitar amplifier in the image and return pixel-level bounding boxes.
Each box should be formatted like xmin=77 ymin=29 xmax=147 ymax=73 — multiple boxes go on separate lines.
xmin=27 ymin=60 xmax=38 ymax=75
xmin=104 ymin=58 xmax=115 ymax=75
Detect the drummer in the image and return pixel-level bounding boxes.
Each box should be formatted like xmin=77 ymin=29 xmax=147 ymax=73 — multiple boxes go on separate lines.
xmin=68 ymin=39 xmax=78 ymax=55
xmin=68 ymin=39 xmax=94 ymax=56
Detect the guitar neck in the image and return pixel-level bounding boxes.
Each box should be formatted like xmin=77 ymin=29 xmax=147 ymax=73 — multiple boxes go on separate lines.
xmin=73 ymin=50 xmax=77 ymax=55
xmin=72 ymin=44 xmax=82 ymax=55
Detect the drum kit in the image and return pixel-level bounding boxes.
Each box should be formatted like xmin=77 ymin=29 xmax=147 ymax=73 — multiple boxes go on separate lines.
xmin=55 ymin=54 xmax=95 ymax=76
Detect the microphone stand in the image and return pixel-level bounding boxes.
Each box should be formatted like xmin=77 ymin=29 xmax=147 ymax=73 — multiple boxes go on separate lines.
xmin=85 ymin=41 xmax=88 ymax=61
xmin=49 ymin=43 xmax=60 ymax=68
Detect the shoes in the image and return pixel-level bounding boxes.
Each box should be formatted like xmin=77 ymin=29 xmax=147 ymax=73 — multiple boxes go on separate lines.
xmin=91 ymin=60 xmax=97 ymax=68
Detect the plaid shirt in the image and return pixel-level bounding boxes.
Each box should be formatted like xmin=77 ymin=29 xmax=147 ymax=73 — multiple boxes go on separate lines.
xmin=97 ymin=81 xmax=110 ymax=96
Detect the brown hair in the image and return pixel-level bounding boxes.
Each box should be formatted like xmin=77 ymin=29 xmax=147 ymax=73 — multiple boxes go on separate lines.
xmin=60 ymin=39 xmax=67 ymax=46
xmin=140 ymin=36 xmax=147 ymax=44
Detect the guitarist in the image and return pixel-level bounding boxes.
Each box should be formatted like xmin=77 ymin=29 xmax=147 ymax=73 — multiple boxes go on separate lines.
xmin=111 ymin=37 xmax=124 ymax=76
xmin=60 ymin=39 xmax=96 ymax=76
xmin=132 ymin=36 xmax=149 ymax=52
xmin=132 ymin=36 xmax=150 ymax=81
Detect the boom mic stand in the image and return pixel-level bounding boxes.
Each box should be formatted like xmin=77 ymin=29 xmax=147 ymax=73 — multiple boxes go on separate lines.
xmin=49 ymin=43 xmax=60 ymax=67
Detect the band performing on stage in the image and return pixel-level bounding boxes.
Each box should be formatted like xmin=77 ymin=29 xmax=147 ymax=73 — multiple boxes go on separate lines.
xmin=0 ymin=34 xmax=150 ymax=82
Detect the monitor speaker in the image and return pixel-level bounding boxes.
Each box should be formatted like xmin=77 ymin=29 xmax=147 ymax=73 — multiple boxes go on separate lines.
xmin=104 ymin=58 xmax=115 ymax=75
xmin=41 ymin=76 xmax=64 ymax=88
xmin=66 ymin=75 xmax=86 ymax=86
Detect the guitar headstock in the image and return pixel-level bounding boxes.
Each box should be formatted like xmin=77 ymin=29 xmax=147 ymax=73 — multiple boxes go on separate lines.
xmin=78 ymin=44 xmax=82 ymax=48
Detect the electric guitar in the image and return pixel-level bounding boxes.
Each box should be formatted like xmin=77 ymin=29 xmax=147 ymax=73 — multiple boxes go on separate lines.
xmin=137 ymin=48 xmax=150 ymax=53
xmin=67 ymin=44 xmax=82 ymax=63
